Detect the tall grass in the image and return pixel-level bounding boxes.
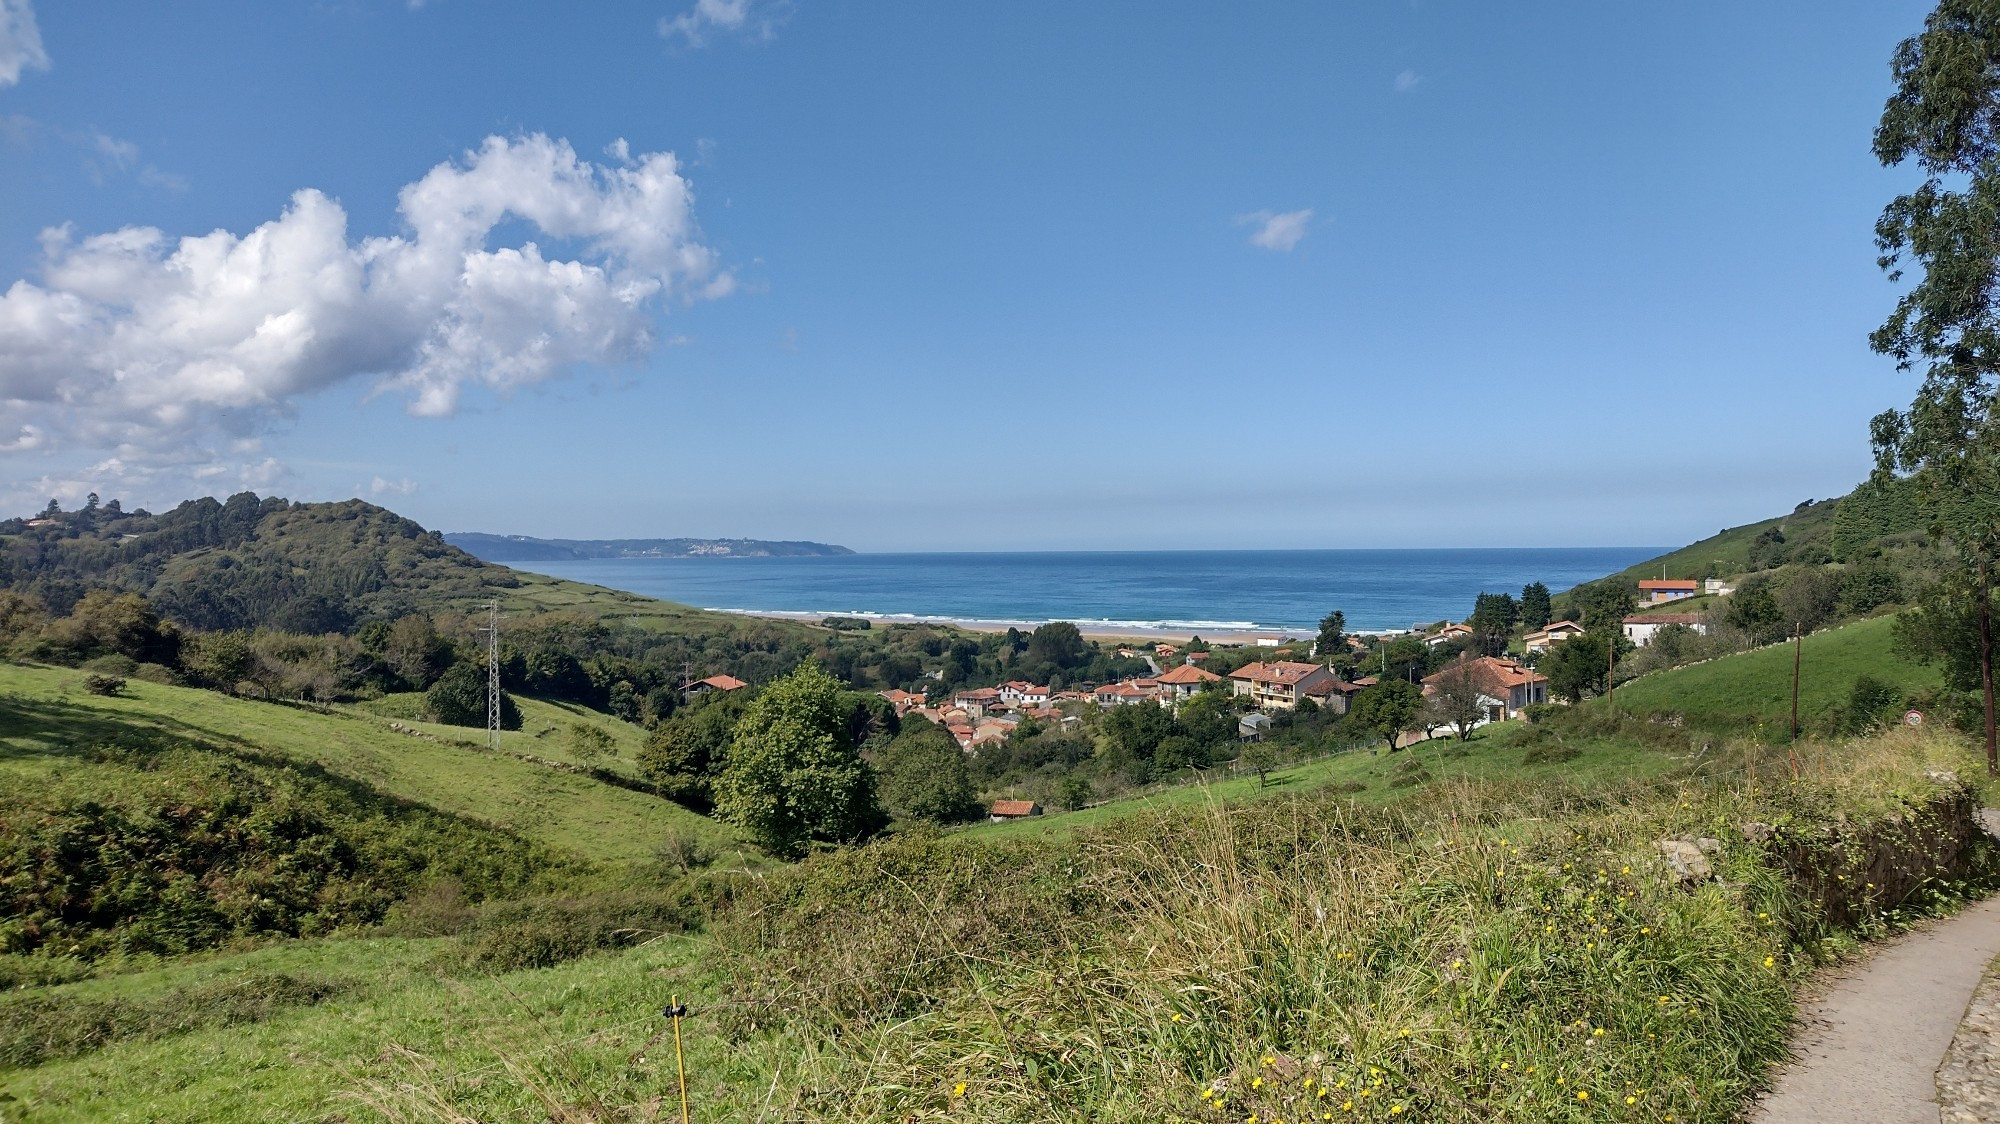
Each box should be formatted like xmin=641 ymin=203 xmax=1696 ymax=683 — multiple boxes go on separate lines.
xmin=689 ymin=729 xmax=1995 ymax=1122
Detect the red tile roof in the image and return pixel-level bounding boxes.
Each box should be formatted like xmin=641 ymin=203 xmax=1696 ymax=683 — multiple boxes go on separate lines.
xmin=1422 ymin=656 xmax=1547 ymax=691
xmin=990 ymin=799 xmax=1040 ymax=817
xmin=694 ymin=674 xmax=748 ymax=691
xmin=1228 ymin=661 xmax=1324 ymax=685
xmin=1638 ymin=580 xmax=1698 ymax=590
xmin=1155 ymin=663 xmax=1221 ymax=685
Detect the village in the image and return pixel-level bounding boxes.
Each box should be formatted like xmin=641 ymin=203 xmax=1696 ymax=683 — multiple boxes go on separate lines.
xmin=832 ymin=574 xmax=1746 ymax=822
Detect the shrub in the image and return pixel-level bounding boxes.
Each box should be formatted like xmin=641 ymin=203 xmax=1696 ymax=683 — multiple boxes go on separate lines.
xmin=1522 ymin=743 xmax=1584 ymax=766
xmin=81 ymin=673 xmax=126 ymax=697
xmin=456 ymin=891 xmax=695 ymax=972
xmin=0 ymin=972 xmax=347 ymax=1069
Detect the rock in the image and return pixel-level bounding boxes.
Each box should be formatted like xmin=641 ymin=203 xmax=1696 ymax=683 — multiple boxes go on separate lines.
xmin=1695 ymin=837 xmax=1722 ymax=855
xmin=1657 ymin=838 xmax=1713 ymax=883
xmin=1740 ymin=821 xmax=1775 ymax=844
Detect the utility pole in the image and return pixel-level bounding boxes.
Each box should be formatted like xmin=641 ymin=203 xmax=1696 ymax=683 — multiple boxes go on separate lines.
xmin=483 ymin=600 xmax=501 ymax=750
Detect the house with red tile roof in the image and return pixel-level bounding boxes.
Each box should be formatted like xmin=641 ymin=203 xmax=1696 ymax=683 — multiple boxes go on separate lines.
xmin=1301 ymin=675 xmax=1366 ymax=716
xmin=1424 ymin=623 xmax=1473 ymax=648
xmin=989 ymin=799 xmax=1042 ymax=822
xmin=1421 ymin=656 xmax=1548 ymax=725
xmin=1228 ymin=661 xmax=1340 ymax=711
xmin=1638 ymin=579 xmax=1699 ymax=604
xmin=686 ymin=674 xmax=749 ymax=695
xmin=1154 ymin=661 xmax=1222 ymax=703
xmin=1523 ymin=620 xmax=1586 ymax=654
xmin=877 ymin=688 xmax=926 ymax=714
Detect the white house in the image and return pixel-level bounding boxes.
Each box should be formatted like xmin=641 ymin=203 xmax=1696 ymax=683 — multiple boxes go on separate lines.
xmin=1622 ymin=614 xmax=1709 ymax=647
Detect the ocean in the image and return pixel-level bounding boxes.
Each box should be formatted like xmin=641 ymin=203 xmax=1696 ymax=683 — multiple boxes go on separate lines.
xmin=509 ymin=548 xmax=1664 ymax=634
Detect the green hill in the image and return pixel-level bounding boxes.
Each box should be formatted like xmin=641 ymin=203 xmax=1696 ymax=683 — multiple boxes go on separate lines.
xmin=1606 ymin=613 xmax=1940 ymax=729
xmin=0 ymin=661 xmax=745 ymax=867
xmin=1 ymin=492 xmax=821 ymax=648
xmin=1592 ymin=475 xmax=1927 ymax=590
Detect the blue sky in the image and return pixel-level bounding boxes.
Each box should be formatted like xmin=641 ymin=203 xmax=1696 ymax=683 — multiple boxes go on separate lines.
xmin=0 ymin=1 xmax=1940 ymax=550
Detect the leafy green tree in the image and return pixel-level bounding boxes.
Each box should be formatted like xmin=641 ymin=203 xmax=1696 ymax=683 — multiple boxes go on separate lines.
xmin=181 ymin=629 xmax=254 ymax=693
xmin=1025 ymin=621 xmax=1091 ymax=669
xmin=1238 ymin=741 xmax=1280 ymax=786
xmin=523 ymin=644 xmax=592 ymax=702
xmin=636 ymin=693 xmax=749 ymax=811
xmin=712 ymin=663 xmax=884 ymax=857
xmin=1347 ymin=679 xmax=1423 ymax=752
xmin=1102 ymin=701 xmax=1174 ymax=762
xmin=567 ymin=722 xmax=616 ymax=761
xmin=1520 ymin=582 xmax=1553 ymax=630
xmin=424 ymin=662 xmax=521 ymax=730
xmin=1572 ymin=581 xmax=1638 ymax=631
xmin=1725 ymin=579 xmax=1786 ymax=643
xmin=876 ymin=724 xmax=981 ymax=823
xmin=1840 ymin=563 xmax=1905 ymax=614
xmin=1540 ymin=630 xmax=1628 ymax=704
xmin=383 ymin=613 xmax=454 ymax=689
xmin=1869 ymin=0 xmax=2000 ymax=772
xmin=1469 ymin=592 xmax=1520 ymax=656
xmin=1316 ymin=609 xmax=1347 ymax=658
xmin=1376 ymin=635 xmax=1431 ymax=683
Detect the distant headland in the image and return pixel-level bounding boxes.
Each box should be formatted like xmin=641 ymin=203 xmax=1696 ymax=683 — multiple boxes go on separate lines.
xmin=444 ymin=532 xmax=855 ymax=562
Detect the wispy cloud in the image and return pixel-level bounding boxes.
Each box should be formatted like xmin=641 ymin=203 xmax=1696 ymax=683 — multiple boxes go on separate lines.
xmin=1237 ymin=208 xmax=1314 ymax=253
xmin=2 ymin=117 xmax=189 ymax=191
xmin=369 ymin=475 xmax=418 ymax=497
xmin=659 ymin=0 xmax=791 ymax=47
xmin=0 ymin=0 xmax=50 ymax=89
xmin=1394 ymin=69 xmax=1423 ymax=93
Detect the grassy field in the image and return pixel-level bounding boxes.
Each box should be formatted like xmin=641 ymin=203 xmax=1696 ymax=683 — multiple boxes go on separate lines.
xmin=974 ymin=724 xmax=1683 ymax=840
xmin=1 ymin=662 xmax=1994 ymax=1120
xmin=0 ymin=930 xmax=720 ymax=1122
xmin=0 ymin=662 xmax=745 ymax=867
xmin=1607 ymin=613 xmax=1939 ymax=730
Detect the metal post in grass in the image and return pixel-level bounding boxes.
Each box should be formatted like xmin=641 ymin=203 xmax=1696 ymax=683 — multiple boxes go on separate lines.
xmin=665 ymin=997 xmax=691 ymax=1123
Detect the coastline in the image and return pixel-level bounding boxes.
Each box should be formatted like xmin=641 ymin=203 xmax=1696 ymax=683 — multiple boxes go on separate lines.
xmin=723 ymin=608 xmax=1321 ymax=644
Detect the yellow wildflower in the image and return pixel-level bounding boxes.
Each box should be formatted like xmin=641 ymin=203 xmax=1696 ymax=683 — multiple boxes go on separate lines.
xmin=1577 ymin=1090 xmax=1589 ymax=1101
xmin=953 ymin=1082 xmax=967 ymax=1098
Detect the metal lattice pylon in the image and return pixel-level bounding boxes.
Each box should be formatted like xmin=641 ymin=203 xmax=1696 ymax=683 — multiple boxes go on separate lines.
xmin=484 ymin=600 xmax=501 ymax=749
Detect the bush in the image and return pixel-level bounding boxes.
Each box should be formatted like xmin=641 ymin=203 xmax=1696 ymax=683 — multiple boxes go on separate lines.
xmin=0 ymin=972 xmax=347 ymax=1069
xmin=0 ymin=740 xmax=575 ymax=960
xmin=81 ymin=673 xmax=126 ymax=697
xmin=424 ymin=662 xmax=521 ymax=730
xmin=456 ymin=891 xmax=696 ymax=972
xmin=1522 ymin=743 xmax=1584 ymax=766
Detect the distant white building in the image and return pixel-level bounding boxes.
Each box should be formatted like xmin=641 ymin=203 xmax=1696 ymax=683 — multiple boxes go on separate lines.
xmin=1622 ymin=614 xmax=1708 ymax=647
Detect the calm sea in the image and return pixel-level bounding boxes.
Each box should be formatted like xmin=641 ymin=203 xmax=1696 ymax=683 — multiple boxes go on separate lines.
xmin=509 ymin=548 xmax=1663 ymax=634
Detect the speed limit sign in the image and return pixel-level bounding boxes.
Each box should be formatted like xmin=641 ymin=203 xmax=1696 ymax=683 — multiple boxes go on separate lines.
xmin=1904 ymin=710 xmax=1924 ymax=727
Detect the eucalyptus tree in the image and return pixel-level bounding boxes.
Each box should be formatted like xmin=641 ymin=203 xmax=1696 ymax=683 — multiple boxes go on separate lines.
xmin=1870 ymin=0 xmax=2000 ymax=772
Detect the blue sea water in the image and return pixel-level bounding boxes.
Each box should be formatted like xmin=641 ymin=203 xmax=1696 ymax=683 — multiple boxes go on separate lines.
xmin=511 ymin=548 xmax=1665 ymax=634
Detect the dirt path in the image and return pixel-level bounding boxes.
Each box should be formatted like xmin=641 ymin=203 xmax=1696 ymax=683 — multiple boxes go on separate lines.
xmin=1748 ymin=810 xmax=2000 ymax=1124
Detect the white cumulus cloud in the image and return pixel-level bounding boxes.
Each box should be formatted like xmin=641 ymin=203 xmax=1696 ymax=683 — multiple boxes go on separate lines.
xmin=369 ymin=475 xmax=417 ymax=497
xmin=0 ymin=133 xmax=728 ymax=487
xmin=0 ymin=0 xmax=49 ymax=88
xmin=1394 ymin=69 xmax=1423 ymax=93
xmin=1238 ymin=208 xmax=1314 ymax=253
xmin=659 ymin=0 xmax=790 ymax=46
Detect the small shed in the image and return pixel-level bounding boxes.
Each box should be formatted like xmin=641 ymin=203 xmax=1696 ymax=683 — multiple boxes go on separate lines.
xmin=989 ymin=799 xmax=1042 ymax=823
xmin=1238 ymin=712 xmax=1273 ymax=742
